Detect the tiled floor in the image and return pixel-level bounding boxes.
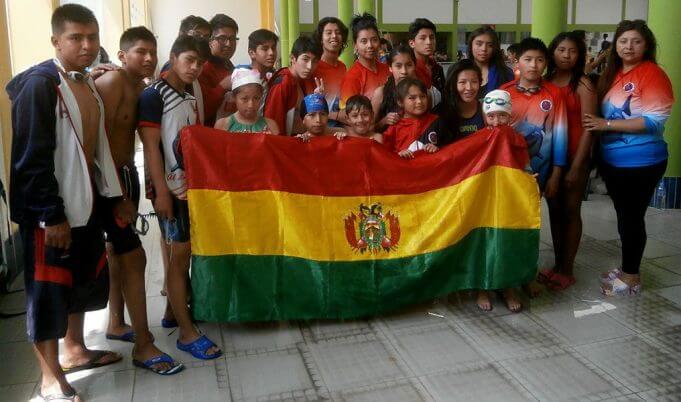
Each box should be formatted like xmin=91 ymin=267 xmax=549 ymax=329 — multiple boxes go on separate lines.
xmin=1 ymin=192 xmax=681 ymax=401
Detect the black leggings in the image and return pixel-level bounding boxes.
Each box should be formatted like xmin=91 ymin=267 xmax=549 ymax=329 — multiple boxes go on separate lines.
xmin=600 ymin=160 xmax=667 ymax=275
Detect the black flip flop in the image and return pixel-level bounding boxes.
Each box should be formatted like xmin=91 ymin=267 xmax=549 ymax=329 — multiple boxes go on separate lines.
xmin=61 ymin=350 xmax=122 ymax=374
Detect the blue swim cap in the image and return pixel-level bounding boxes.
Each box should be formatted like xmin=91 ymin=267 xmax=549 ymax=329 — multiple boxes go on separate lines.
xmin=300 ymin=93 xmax=329 ymax=118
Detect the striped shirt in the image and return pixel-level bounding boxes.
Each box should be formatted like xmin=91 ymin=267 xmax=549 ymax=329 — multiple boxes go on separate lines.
xmin=138 ymin=79 xmax=198 ymax=199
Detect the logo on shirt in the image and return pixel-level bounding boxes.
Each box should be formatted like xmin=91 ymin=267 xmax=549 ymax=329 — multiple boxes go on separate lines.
xmin=540 ymin=99 xmax=552 ymax=112
xmin=623 ymin=82 xmax=635 ymax=92
xmin=427 ymin=131 xmax=438 ymax=144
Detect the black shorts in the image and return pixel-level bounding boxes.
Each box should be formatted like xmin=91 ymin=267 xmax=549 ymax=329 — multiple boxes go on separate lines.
xmin=21 ymin=216 xmax=109 ymax=342
xmin=102 ymin=163 xmax=142 ymax=255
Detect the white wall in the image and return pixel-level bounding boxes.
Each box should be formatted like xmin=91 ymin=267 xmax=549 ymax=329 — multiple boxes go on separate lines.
xmin=382 ymin=0 xmax=453 ymax=24
xmin=625 ymin=0 xmax=648 ymax=20
xmin=300 ymin=0 xmax=314 ymax=23
xmin=576 ymin=0 xmax=622 ymax=25
xmin=317 ymin=0 xmax=338 ymax=18
xmin=148 ymin=0 xmax=261 ymax=67
xmin=459 ymin=0 xmax=516 ymax=24
xmin=521 ymin=0 xmax=532 ymax=24
xmin=6 ymin=0 xmax=54 ymax=74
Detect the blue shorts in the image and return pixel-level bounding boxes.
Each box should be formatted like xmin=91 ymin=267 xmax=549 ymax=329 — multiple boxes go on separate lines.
xmin=158 ymin=197 xmax=190 ymax=243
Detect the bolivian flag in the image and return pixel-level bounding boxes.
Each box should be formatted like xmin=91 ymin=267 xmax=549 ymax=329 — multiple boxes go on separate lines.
xmin=181 ymin=125 xmax=540 ymax=322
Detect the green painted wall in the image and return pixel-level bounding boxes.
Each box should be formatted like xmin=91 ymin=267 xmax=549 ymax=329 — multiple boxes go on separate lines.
xmin=649 ymin=0 xmax=681 ymax=177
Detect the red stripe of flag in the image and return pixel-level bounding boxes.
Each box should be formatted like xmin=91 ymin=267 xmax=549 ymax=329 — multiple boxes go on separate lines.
xmin=181 ymin=125 xmax=529 ymax=196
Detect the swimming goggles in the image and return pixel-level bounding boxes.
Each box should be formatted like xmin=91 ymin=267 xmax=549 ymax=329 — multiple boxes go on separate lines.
xmin=515 ymin=84 xmax=541 ymax=94
xmin=483 ymin=97 xmax=510 ymax=105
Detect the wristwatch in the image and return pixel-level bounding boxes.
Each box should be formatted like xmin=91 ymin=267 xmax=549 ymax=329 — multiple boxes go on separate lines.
xmin=606 ymin=120 xmax=612 ymax=129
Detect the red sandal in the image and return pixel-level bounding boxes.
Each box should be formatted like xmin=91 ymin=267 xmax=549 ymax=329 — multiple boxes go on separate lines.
xmin=537 ymin=268 xmax=556 ymax=284
xmin=547 ymin=273 xmax=576 ymax=291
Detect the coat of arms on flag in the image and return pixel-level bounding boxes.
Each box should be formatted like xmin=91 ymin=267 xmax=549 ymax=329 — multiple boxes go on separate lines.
xmin=344 ymin=203 xmax=400 ymax=253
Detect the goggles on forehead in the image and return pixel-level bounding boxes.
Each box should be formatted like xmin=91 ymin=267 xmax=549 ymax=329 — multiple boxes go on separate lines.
xmin=483 ymin=97 xmax=510 ymax=105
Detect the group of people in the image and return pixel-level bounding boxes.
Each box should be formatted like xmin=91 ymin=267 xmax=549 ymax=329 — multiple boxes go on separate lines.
xmin=5 ymin=3 xmax=674 ymax=401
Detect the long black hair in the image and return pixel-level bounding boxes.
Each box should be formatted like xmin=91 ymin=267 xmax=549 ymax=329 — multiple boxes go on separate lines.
xmin=545 ymin=31 xmax=587 ymax=91
xmin=378 ymin=44 xmax=417 ymax=123
xmin=597 ymin=19 xmax=657 ymax=103
xmin=441 ymin=58 xmax=482 ymax=130
xmin=467 ymin=25 xmax=512 ymax=83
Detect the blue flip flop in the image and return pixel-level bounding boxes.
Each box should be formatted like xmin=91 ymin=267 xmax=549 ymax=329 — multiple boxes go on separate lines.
xmin=176 ymin=335 xmax=222 ymax=360
xmin=161 ymin=318 xmax=178 ymax=328
xmin=106 ymin=330 xmax=135 ymax=343
xmin=133 ymin=353 xmax=184 ymax=375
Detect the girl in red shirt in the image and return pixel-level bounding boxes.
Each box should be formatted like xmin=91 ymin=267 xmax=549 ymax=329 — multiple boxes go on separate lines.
xmin=383 ymin=77 xmax=450 ymax=158
xmin=372 ymin=45 xmax=418 ymax=132
xmin=542 ymin=31 xmax=598 ymax=291
xmin=339 ymin=13 xmax=390 ymax=109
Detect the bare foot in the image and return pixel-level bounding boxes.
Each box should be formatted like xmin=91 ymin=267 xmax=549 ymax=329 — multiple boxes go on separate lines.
xmin=162 ymin=301 xmax=176 ymax=322
xmin=476 ymin=291 xmax=493 ymax=311
xmin=503 ymin=288 xmax=522 ymax=313
xmin=523 ymin=280 xmax=543 ymax=298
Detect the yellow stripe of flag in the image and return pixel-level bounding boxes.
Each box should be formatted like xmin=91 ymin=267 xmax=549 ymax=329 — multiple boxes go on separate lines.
xmin=188 ymin=166 xmax=540 ymax=261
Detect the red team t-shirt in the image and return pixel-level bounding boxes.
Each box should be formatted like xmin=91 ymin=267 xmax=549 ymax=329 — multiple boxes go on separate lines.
xmin=304 ymin=59 xmax=347 ymax=113
xmin=197 ymin=56 xmax=234 ymax=127
xmin=263 ymin=68 xmax=304 ymax=135
xmin=383 ymin=113 xmax=449 ymax=152
xmin=340 ymin=60 xmax=390 ymax=108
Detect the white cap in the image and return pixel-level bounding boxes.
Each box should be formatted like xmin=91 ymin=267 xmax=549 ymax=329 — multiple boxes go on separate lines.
xmin=231 ymin=68 xmax=262 ymax=91
xmin=483 ymin=89 xmax=512 ymax=115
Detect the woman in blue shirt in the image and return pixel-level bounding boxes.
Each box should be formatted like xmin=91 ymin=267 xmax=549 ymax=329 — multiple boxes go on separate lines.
xmin=583 ymin=20 xmax=674 ymax=297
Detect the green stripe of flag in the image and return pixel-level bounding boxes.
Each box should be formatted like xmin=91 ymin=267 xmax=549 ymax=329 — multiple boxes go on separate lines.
xmin=190 ymin=227 xmax=539 ymax=322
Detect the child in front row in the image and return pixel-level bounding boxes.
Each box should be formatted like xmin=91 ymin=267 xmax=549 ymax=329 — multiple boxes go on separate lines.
xmin=383 ymin=77 xmax=450 ymax=159
xmin=214 ymin=68 xmax=279 ymax=134
xmin=335 ymin=95 xmax=383 ymax=143
xmin=475 ymin=89 xmax=524 ymax=313
xmin=296 ymin=93 xmax=332 ymax=142
xmin=372 ymin=45 xmax=441 ymax=133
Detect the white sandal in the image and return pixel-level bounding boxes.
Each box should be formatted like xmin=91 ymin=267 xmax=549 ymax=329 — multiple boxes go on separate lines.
xmin=600 ymin=268 xmax=623 ymax=284
xmin=601 ymin=277 xmax=641 ymax=297
xmin=37 ymin=390 xmax=78 ymax=401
